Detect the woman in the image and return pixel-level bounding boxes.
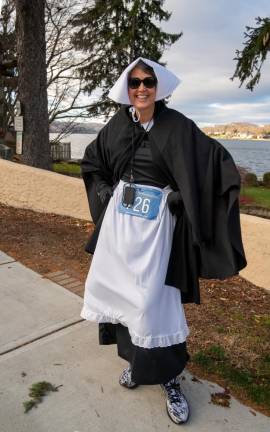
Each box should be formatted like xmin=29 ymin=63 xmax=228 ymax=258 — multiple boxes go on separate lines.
xmin=80 ymin=58 xmax=247 ymax=425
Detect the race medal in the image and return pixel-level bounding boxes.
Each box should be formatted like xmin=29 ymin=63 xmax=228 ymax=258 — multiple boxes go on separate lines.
xmin=119 ymin=185 xmax=162 ymax=220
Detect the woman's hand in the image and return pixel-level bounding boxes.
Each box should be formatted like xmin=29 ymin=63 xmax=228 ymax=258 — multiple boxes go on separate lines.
xmin=92 ymin=172 xmax=113 ymax=204
xmin=167 ymin=191 xmax=184 ymax=216
xmin=97 ymin=184 xmax=113 ymax=204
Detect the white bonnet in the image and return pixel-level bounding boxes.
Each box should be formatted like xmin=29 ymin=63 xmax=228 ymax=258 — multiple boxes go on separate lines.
xmin=108 ymin=57 xmax=181 ymax=104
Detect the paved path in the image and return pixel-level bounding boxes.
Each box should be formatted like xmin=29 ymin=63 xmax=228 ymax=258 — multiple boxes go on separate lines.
xmin=0 ymin=251 xmax=83 ymax=355
xmin=0 ymin=251 xmax=269 ymax=431
xmin=240 ymin=214 xmax=270 ymax=291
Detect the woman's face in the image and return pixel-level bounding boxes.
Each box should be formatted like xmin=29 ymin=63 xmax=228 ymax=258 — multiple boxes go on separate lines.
xmin=128 ymin=67 xmax=157 ymax=112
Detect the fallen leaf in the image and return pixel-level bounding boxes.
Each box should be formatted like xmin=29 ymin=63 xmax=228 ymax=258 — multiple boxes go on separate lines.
xmin=191 ymin=376 xmax=202 ymax=383
xmin=211 ymin=389 xmax=231 ymax=408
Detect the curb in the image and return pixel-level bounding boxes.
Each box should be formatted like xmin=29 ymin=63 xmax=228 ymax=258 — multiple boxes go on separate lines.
xmin=43 ymin=271 xmax=84 ymax=297
xmin=240 ymin=206 xmax=270 ymax=220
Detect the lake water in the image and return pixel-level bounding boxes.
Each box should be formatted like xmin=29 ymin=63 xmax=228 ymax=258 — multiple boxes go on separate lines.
xmin=50 ymin=133 xmax=270 ymax=179
xmin=219 ymin=139 xmax=270 ymax=179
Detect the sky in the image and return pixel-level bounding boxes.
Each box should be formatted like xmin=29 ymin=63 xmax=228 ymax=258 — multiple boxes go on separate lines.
xmin=159 ymin=0 xmax=270 ymax=126
xmin=1 ymin=0 xmax=269 ymax=127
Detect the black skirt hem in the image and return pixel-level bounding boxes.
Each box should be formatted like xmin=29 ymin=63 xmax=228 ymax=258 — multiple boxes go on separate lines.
xmin=99 ymin=323 xmax=190 ymax=385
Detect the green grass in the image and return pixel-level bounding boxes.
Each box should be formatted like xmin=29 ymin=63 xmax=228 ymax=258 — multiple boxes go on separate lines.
xmin=216 ymin=325 xmax=226 ymax=334
xmin=252 ymin=314 xmax=270 ymax=328
xmin=240 ymin=186 xmax=270 ymax=209
xmin=53 ymin=162 xmax=81 ymax=176
xmin=192 ymin=344 xmax=270 ymax=408
xmin=23 ymin=381 xmax=60 ymax=413
xmin=232 ymin=311 xmax=245 ymax=321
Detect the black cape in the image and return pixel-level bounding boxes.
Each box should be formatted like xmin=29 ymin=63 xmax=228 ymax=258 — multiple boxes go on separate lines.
xmin=81 ymin=101 xmax=247 ymax=305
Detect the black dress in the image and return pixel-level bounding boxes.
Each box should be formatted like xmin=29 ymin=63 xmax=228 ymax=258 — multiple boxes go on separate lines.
xmin=98 ymin=127 xmax=190 ymax=385
xmin=81 ymin=101 xmax=247 ymax=383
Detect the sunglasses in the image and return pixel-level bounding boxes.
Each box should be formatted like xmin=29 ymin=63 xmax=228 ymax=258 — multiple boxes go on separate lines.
xmin=128 ymin=77 xmax=157 ymax=89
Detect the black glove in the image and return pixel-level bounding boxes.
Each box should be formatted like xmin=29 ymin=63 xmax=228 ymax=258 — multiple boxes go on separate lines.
xmin=92 ymin=173 xmax=113 ymax=204
xmin=167 ymin=191 xmax=184 ymax=216
xmin=97 ymin=183 xmax=113 ymax=204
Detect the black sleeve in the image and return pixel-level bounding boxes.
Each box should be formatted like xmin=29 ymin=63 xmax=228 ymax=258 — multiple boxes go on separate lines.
xmin=80 ymin=127 xmax=114 ymax=220
xmin=166 ymin=191 xmax=184 ymax=216
xmin=191 ymin=123 xmax=247 ymax=278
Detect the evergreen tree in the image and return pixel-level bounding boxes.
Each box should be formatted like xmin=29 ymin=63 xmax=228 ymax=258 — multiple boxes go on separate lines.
xmin=71 ymin=0 xmax=182 ymax=118
xmin=231 ymin=16 xmax=270 ymax=91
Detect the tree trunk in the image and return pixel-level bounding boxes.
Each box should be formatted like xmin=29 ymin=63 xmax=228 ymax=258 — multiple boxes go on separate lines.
xmin=15 ymin=0 xmax=51 ymax=169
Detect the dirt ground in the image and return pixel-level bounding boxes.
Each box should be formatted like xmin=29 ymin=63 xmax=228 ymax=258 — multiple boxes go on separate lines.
xmin=0 ymin=203 xmax=94 ymax=281
xmin=0 ymin=203 xmax=269 ymax=416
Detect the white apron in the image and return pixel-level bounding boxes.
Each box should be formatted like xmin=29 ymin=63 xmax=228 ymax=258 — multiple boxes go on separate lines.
xmin=81 ymin=180 xmax=189 ymax=348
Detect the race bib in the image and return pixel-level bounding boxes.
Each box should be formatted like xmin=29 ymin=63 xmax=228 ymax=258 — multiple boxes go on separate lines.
xmin=118 ymin=185 xmax=162 ymax=220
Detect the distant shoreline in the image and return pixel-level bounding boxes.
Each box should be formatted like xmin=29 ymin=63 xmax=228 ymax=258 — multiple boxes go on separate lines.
xmin=50 ymin=131 xmax=270 ymax=142
xmin=209 ymin=136 xmax=270 ymax=141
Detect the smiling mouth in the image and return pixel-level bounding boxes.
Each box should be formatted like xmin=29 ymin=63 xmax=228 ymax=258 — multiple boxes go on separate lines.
xmin=136 ymin=95 xmax=148 ymax=100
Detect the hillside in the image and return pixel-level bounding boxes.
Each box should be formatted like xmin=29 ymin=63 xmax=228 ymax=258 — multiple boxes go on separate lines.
xmin=50 ymin=121 xmax=270 ymax=139
xmin=50 ymin=121 xmax=103 ymax=134
xmin=202 ymin=123 xmax=270 ymax=139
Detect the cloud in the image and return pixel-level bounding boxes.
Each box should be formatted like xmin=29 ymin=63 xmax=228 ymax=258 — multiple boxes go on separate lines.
xmin=160 ymin=0 xmax=270 ymax=124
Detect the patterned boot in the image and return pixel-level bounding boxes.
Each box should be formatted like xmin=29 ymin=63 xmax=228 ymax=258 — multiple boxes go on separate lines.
xmin=160 ymin=376 xmax=189 ymax=424
xmin=119 ymin=365 xmax=138 ymax=389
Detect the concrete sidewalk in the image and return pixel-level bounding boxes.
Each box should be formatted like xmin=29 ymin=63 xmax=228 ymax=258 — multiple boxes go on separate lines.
xmin=0 ymin=251 xmax=83 ymax=355
xmin=0 ymin=251 xmax=269 ymax=432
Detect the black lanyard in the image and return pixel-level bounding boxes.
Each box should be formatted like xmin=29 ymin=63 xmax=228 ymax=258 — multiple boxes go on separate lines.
xmin=129 ymin=119 xmax=152 ymax=183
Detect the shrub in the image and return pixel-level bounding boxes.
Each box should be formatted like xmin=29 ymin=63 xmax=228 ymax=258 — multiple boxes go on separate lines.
xmin=239 ymin=196 xmax=256 ymax=206
xmin=262 ymin=172 xmax=270 ymax=188
xmin=237 ymin=165 xmax=249 ymax=185
xmin=243 ymin=172 xmax=259 ymax=187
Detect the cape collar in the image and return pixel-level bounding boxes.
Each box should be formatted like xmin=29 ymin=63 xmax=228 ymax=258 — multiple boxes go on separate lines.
xmin=121 ymin=100 xmax=167 ymax=131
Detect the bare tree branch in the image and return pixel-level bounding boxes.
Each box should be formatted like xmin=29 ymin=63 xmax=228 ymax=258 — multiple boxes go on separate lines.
xmin=1 ymin=0 xmax=90 ymax=136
